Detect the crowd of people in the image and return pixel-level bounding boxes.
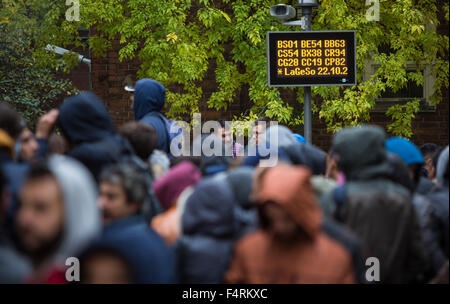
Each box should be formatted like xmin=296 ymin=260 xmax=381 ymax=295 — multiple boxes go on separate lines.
xmin=0 ymin=78 xmax=448 ymax=284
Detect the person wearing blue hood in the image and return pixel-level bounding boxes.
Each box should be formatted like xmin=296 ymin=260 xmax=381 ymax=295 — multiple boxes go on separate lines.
xmin=386 ymin=137 xmax=435 ymax=195
xmin=133 ymin=79 xmax=171 ymax=153
xmin=35 ymin=92 xmax=135 ymax=181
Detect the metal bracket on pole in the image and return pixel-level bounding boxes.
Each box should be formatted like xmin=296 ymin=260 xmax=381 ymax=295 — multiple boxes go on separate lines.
xmin=282 ymin=15 xmax=310 ymax=31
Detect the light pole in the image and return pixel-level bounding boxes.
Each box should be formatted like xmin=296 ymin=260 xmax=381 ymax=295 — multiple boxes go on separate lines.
xmin=296 ymin=0 xmax=318 ymax=144
xmin=270 ymin=0 xmax=319 ymax=144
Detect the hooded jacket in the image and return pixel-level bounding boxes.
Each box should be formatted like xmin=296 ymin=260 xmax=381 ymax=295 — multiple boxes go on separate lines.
xmin=58 ymin=92 xmax=135 ymax=180
xmin=325 ymin=126 xmax=428 ymax=283
xmin=83 ymin=216 xmax=177 ymax=284
xmin=224 ymin=168 xmax=258 ymax=238
xmin=426 ymin=146 xmax=449 ymax=259
xmin=46 ymin=156 xmax=101 ymax=266
xmin=133 ymin=79 xmax=169 ymax=153
xmin=24 ymin=155 xmax=101 ymax=283
xmin=175 ymin=177 xmax=239 ymax=284
xmin=385 ymin=152 xmax=445 ymax=280
xmin=226 ymin=165 xmax=355 ymax=284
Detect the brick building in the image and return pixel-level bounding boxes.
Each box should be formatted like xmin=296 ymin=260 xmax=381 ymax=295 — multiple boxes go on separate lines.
xmin=67 ymin=19 xmax=449 ymax=152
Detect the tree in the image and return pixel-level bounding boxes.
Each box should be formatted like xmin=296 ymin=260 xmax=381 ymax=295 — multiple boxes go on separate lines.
xmin=0 ymin=0 xmax=78 ymax=126
xmin=12 ymin=0 xmax=450 ymax=137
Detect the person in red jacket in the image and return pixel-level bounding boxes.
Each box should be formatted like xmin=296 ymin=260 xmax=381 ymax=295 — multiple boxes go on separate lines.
xmin=225 ymin=164 xmax=355 ymax=284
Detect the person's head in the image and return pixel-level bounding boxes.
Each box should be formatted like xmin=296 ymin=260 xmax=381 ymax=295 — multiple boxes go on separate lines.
xmin=58 ymin=92 xmax=115 ymax=147
xmin=252 ymin=165 xmax=322 ymax=244
xmin=326 ymin=151 xmax=340 ymax=181
xmin=218 ymin=119 xmax=233 ymax=146
xmin=124 ymin=85 xmax=135 ymax=111
xmin=385 ymin=152 xmax=415 ymax=193
xmin=16 ymin=163 xmax=65 ymax=265
xmin=18 ymin=128 xmax=39 ymax=163
xmin=80 ymin=247 xmax=133 ymax=284
xmin=436 ymin=146 xmax=449 ymax=187
xmin=385 ymin=137 xmax=424 ymax=187
xmin=0 ymin=102 xmax=23 ymax=141
xmin=331 ymin=125 xmax=389 ymax=181
xmin=152 ymin=161 xmax=201 ymax=211
xmin=133 ymin=79 xmax=166 ymax=120
xmin=48 ymin=133 xmax=69 ymax=156
xmin=16 ymin=156 xmax=100 ymax=269
xmin=251 ymin=117 xmax=271 ymax=146
xmin=98 ymin=165 xmax=147 ymax=225
xmin=118 ymin=122 xmax=158 ymax=161
xmin=420 ymin=143 xmax=442 ymax=180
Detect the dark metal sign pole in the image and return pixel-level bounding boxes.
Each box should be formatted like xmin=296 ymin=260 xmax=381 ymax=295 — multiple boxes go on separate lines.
xmin=300 ymin=4 xmax=313 ymax=144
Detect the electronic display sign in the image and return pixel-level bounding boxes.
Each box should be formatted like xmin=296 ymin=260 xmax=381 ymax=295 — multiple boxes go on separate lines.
xmin=267 ymin=31 xmax=357 ymax=86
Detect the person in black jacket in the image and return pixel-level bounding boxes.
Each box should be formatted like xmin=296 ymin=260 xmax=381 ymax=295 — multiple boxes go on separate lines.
xmin=321 ymin=125 xmax=428 ymax=283
xmin=175 ymin=176 xmax=239 ymax=284
xmin=35 ymin=92 xmax=135 ymax=181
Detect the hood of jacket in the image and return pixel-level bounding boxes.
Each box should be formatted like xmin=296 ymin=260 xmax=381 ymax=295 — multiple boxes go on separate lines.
xmin=332 ymin=125 xmax=391 ymax=181
xmin=281 ymin=142 xmax=327 ymax=175
xmin=252 ymin=165 xmax=322 ymax=239
xmin=46 ymin=155 xmax=101 ymax=265
xmin=82 ymin=223 xmax=175 ymax=283
xmin=182 ymin=177 xmax=236 ymax=237
xmin=152 ymin=161 xmax=202 ymax=211
xmin=58 ymin=92 xmax=115 ymax=145
xmin=385 ymin=137 xmax=425 ymax=166
xmin=226 ymin=167 xmax=255 ymax=209
xmin=133 ymin=79 xmax=166 ymax=120
xmin=436 ymin=146 xmax=449 ymax=187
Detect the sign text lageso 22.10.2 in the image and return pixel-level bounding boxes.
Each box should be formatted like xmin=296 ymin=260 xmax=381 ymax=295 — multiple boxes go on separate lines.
xmin=267 ymin=31 xmax=356 ymax=86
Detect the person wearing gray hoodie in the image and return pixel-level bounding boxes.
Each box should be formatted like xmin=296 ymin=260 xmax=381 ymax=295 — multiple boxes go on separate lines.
xmin=321 ymin=125 xmax=428 ymax=283
xmin=14 ymin=155 xmax=101 ymax=283
xmin=427 ymin=146 xmax=449 ymax=260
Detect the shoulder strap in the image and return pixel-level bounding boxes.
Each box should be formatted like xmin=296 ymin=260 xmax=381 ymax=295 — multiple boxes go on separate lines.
xmin=144 ymin=112 xmax=171 ymax=153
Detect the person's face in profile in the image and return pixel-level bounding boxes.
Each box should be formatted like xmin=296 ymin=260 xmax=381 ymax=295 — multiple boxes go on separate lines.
xmin=129 ymin=94 xmax=134 ymax=110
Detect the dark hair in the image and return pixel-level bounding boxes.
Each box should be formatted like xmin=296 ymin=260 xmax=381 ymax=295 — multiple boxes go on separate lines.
xmin=25 ymin=161 xmax=54 ymax=183
xmin=218 ymin=119 xmax=226 ymax=128
xmin=0 ymin=102 xmax=24 ymax=140
xmin=79 ymin=246 xmax=134 ymax=283
xmin=118 ymin=122 xmax=157 ymax=161
xmin=386 ymin=152 xmax=415 ymax=193
xmin=420 ymin=143 xmax=441 ymax=159
xmin=48 ymin=133 xmax=69 ymax=155
xmin=100 ymin=164 xmax=147 ymax=206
